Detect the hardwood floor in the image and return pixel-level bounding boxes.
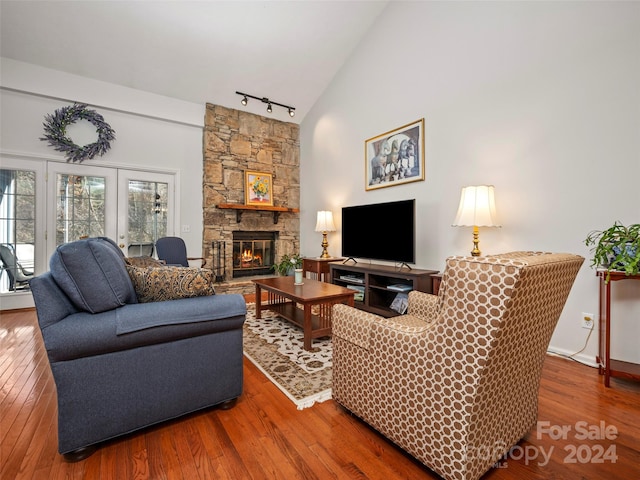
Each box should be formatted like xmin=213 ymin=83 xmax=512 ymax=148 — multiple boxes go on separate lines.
xmin=2 ymin=306 xmax=639 ymax=480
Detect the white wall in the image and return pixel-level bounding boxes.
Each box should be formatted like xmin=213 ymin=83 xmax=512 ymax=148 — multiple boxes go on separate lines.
xmin=300 ymin=2 xmax=640 ymax=365
xmin=1 ymin=59 xmax=205 ymax=308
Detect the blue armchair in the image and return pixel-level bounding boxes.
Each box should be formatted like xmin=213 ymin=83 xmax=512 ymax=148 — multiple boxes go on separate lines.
xmin=156 ymin=236 xmax=206 ymax=267
xmin=29 ymin=237 xmax=246 ymax=460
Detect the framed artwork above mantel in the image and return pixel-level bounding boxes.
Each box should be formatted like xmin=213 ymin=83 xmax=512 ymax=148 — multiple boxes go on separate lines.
xmin=244 ymin=171 xmax=274 ymax=206
xmin=365 ymin=118 xmax=425 ymax=191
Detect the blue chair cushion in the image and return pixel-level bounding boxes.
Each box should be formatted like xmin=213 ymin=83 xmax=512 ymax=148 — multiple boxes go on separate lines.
xmin=50 ymin=238 xmax=137 ymax=313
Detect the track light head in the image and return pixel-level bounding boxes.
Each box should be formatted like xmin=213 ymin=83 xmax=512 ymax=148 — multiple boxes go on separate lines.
xmin=267 ymin=103 xmax=273 ymax=113
xmin=288 ymin=108 xmax=295 ymax=117
xmin=241 ymin=96 xmax=248 ymax=106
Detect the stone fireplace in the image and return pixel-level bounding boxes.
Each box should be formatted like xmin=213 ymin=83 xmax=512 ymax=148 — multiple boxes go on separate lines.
xmin=202 ymin=104 xmax=300 ymax=294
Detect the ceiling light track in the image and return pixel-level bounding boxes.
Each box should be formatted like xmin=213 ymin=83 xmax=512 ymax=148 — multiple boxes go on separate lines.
xmin=235 ymin=91 xmax=295 ymax=117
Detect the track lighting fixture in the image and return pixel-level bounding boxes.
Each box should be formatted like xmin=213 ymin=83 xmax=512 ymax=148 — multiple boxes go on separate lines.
xmin=235 ymin=91 xmax=295 ymax=117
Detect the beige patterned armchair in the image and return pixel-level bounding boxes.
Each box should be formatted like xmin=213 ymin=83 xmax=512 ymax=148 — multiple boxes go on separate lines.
xmin=332 ymin=252 xmax=584 ymax=480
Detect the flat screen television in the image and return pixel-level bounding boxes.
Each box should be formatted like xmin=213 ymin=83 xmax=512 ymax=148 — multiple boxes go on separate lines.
xmin=341 ymin=199 xmax=415 ymax=264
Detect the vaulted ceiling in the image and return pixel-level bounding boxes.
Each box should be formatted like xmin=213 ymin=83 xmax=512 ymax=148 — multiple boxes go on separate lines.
xmin=0 ymin=1 xmax=388 ymax=123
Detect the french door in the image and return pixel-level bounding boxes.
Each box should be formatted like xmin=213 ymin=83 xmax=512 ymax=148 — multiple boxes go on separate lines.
xmin=46 ymin=163 xmax=176 ymax=259
xmin=1 ymin=158 xmax=176 ymax=304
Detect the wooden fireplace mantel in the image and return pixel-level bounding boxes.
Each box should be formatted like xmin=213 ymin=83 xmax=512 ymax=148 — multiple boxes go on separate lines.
xmin=217 ymin=203 xmax=300 ymax=224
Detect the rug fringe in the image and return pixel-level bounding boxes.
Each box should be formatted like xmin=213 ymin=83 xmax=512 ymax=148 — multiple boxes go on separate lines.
xmin=294 ymin=389 xmax=333 ymax=410
xmin=243 ymin=351 xmax=332 ymax=410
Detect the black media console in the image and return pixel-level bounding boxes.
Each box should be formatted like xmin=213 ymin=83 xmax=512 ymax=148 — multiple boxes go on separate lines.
xmin=329 ymin=262 xmax=438 ymax=318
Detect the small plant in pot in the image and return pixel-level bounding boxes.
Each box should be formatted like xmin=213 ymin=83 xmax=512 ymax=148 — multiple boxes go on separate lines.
xmin=273 ymin=253 xmax=303 ymax=276
xmin=584 ymin=221 xmax=640 ymax=282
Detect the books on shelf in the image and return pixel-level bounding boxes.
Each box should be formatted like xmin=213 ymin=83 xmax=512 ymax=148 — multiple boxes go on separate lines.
xmin=390 ymin=292 xmax=409 ymax=314
xmin=387 ymin=283 xmax=412 ymax=292
xmin=346 ymin=285 xmax=365 ymax=302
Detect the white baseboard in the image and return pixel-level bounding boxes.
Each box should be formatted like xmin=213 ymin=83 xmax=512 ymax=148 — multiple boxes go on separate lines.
xmin=546 ymin=347 xmax=599 ymax=368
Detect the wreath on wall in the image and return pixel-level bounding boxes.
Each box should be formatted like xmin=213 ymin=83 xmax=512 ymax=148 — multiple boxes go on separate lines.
xmin=40 ymin=103 xmax=116 ymax=163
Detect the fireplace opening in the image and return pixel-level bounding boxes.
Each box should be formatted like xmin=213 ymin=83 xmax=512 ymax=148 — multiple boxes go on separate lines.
xmin=232 ymin=231 xmax=277 ymax=278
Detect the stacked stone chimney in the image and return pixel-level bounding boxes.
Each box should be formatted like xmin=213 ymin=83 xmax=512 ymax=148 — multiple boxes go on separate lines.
xmin=202 ymin=104 xmax=300 ymax=294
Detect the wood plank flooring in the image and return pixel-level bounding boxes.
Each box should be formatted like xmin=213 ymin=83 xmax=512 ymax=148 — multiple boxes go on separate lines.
xmin=1 ymin=306 xmax=639 ymax=480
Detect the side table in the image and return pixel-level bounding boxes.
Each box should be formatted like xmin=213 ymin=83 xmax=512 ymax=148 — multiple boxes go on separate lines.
xmin=596 ymin=270 xmax=640 ymax=387
xmin=303 ymin=257 xmax=344 ymax=283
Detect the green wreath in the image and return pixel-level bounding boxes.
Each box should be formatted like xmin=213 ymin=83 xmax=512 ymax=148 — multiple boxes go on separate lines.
xmin=40 ymin=103 xmax=116 ymax=163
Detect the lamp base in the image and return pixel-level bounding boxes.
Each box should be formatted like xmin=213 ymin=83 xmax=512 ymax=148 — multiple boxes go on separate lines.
xmin=471 ymin=225 xmax=481 ymax=257
xmin=320 ymin=232 xmax=330 ymax=258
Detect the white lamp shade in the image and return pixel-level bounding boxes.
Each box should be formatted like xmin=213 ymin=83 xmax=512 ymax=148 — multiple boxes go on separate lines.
xmin=315 ymin=210 xmax=336 ymax=232
xmin=452 ymin=185 xmax=500 ymax=227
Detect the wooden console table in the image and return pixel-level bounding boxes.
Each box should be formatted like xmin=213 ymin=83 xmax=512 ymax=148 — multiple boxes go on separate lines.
xmin=217 ymin=203 xmax=299 ymax=224
xmin=597 ymin=270 xmax=640 ymax=387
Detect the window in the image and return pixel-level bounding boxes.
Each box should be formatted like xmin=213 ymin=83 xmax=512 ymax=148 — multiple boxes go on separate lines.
xmin=0 ymin=169 xmax=36 ymax=292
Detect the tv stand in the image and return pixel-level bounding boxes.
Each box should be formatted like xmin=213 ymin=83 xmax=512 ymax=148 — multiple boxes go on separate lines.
xmin=397 ymin=262 xmax=412 ymax=270
xmin=342 ymin=257 xmax=358 ymax=264
xmin=330 ymin=263 xmax=437 ymax=318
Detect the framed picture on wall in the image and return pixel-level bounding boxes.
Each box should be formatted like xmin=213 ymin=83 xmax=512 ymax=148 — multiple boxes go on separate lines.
xmin=365 ymin=118 xmax=425 ymax=191
xmin=244 ymin=171 xmax=274 ymax=206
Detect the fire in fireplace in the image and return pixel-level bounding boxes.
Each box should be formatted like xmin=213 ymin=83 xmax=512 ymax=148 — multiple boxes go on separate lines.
xmin=232 ymin=231 xmax=276 ymax=278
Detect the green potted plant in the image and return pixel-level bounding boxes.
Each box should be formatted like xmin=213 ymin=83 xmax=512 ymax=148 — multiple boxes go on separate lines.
xmin=584 ymin=221 xmax=640 ymax=281
xmin=273 ymin=253 xmax=303 ymax=276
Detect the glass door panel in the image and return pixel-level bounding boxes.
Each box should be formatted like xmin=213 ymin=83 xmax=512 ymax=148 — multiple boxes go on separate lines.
xmin=0 ymin=168 xmax=36 ymax=293
xmin=47 ymin=163 xmax=117 ymax=256
xmin=118 ymin=170 xmax=175 ymax=257
xmin=55 ymin=174 xmax=107 ymax=243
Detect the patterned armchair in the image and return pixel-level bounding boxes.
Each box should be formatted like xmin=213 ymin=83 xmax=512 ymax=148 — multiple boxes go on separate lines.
xmin=332 ymin=252 xmax=584 ymax=480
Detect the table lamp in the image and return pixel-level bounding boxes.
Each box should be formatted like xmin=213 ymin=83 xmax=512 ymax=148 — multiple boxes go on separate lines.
xmin=315 ymin=210 xmax=336 ymax=258
xmin=452 ymin=185 xmax=500 ymax=256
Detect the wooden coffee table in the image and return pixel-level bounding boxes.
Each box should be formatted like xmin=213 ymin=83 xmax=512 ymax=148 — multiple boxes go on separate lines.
xmin=252 ymin=276 xmax=356 ymax=351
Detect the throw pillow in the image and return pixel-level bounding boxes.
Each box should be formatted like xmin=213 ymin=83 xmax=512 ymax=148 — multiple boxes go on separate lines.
xmin=50 ymin=238 xmax=137 ymax=313
xmin=124 ymin=256 xmax=166 ymax=268
xmin=126 ymin=265 xmax=216 ymax=303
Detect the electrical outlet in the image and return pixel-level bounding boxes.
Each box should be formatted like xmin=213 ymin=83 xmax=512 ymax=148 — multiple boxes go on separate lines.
xmin=581 ymin=312 xmax=594 ymax=330
xmin=181 ymin=224 xmax=191 ymax=233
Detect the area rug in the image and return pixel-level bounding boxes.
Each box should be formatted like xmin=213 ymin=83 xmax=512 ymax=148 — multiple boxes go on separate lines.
xmin=243 ymin=305 xmax=332 ymax=410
